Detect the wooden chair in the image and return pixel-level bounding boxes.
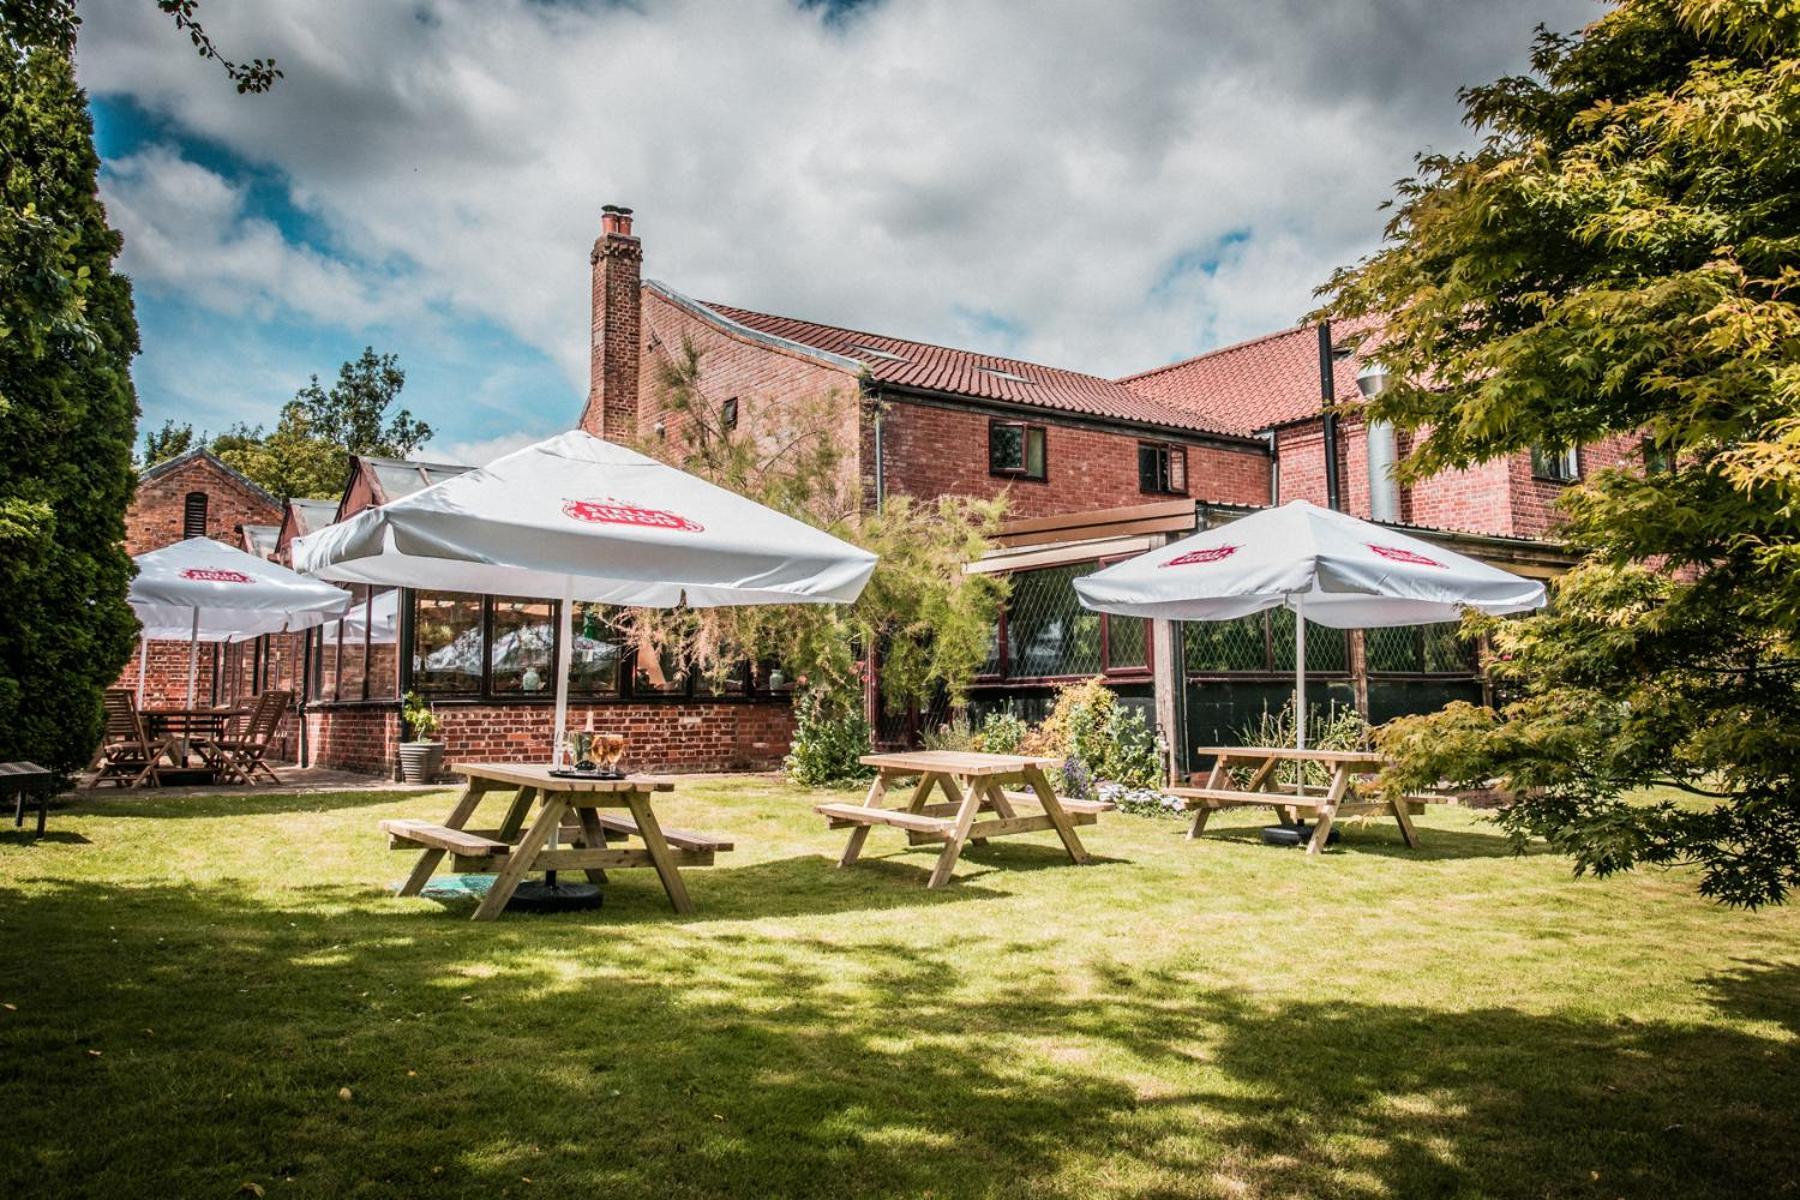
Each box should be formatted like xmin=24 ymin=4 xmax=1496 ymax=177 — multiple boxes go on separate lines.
xmin=201 ymin=690 xmax=292 ymax=785
xmin=89 ymin=689 xmax=173 ymax=789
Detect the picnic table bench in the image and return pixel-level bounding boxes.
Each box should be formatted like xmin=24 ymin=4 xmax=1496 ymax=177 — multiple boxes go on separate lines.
xmin=818 ymin=750 xmax=1109 ymax=888
xmin=1168 ymin=745 xmax=1429 ymax=855
xmin=381 ymin=762 xmax=733 ymax=919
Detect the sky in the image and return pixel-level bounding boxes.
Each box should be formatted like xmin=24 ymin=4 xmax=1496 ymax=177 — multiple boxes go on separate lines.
xmin=77 ymin=0 xmax=1600 ymax=466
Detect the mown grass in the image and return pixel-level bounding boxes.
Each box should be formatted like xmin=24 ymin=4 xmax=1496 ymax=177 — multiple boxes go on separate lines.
xmin=1 ymin=779 xmax=1796 ymax=1199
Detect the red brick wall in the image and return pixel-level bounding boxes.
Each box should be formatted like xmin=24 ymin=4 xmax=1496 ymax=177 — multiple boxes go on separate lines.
xmin=306 ymin=701 xmax=795 ymax=775
xmin=126 ymin=455 xmax=282 ymax=556
xmin=632 ymin=288 xmax=866 ymax=500
xmin=882 ymin=400 xmax=1269 ymax=518
xmin=582 ymin=223 xmax=646 ymax=440
xmin=304 ymin=705 xmax=401 ymax=777
xmin=1277 ymin=418 xmax=1644 ymax=538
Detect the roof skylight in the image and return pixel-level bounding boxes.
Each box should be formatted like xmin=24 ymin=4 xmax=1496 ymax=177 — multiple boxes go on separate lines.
xmin=980 ymin=367 xmax=1034 ymax=383
xmin=850 ymin=344 xmax=908 ymax=363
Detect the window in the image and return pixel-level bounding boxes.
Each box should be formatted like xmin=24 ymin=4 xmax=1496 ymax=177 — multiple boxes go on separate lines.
xmin=412 ymin=593 xmax=484 ymax=694
xmin=720 ymin=397 xmax=739 ymax=430
xmin=1183 ymin=610 xmax=1348 ymax=675
xmin=1365 ymin=622 xmax=1479 ymax=674
xmin=569 ymin=603 xmax=624 ymax=696
xmin=989 ymin=562 xmax=1150 ymax=679
xmin=183 ymin=491 xmax=208 ymax=539
xmin=489 ymin=597 xmax=555 ymax=694
xmin=989 ymin=421 xmax=1047 ymax=481
xmin=1138 ymin=442 xmax=1187 ymax=495
xmin=1642 ymin=438 xmax=1673 ymax=475
xmin=1531 ymin=445 xmax=1580 ymax=483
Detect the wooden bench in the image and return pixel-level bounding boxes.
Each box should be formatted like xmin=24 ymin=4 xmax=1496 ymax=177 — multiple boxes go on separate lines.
xmin=1179 ymin=745 xmax=1429 ymax=855
xmin=576 ymin=811 xmax=735 ymax=853
xmin=380 ymin=819 xmax=510 ymax=857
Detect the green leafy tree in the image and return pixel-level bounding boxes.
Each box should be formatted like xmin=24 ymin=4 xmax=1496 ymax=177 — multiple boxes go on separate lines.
xmin=634 ymin=337 xmax=1008 ymax=716
xmin=1320 ymin=0 xmax=1800 ymax=904
xmin=216 ymin=348 xmax=431 ymax=500
xmin=140 ymin=418 xmax=195 ymax=466
xmin=0 ymin=42 xmax=140 ymax=771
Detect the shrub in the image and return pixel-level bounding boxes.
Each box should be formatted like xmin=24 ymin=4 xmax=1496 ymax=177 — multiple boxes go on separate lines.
xmin=1230 ymin=699 xmax=1370 ymax=789
xmin=922 ymin=713 xmax=977 ymax=753
xmin=1020 ymin=677 xmax=1163 ymax=795
xmin=974 ymin=709 xmax=1027 ymax=755
xmin=784 ymin=689 xmax=875 ymax=786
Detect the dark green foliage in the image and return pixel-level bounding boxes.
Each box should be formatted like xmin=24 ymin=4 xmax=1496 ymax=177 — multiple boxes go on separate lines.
xmin=140 ymin=418 xmax=195 ymax=466
xmin=1323 ymin=0 xmax=1800 ymax=904
xmin=0 ymin=44 xmax=140 ymax=771
xmin=215 ymin=347 xmax=430 ymax=501
xmin=783 ymin=689 xmax=875 ymax=787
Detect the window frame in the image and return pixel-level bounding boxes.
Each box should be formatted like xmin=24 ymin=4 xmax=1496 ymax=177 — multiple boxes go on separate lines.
xmin=720 ymin=397 xmax=739 ymax=431
xmin=1530 ymin=445 xmax=1580 ymax=484
xmin=1137 ymin=441 xmax=1188 ymax=496
xmin=988 ymin=419 xmax=1048 ymax=482
xmin=982 ymin=558 xmax=1152 ymax=682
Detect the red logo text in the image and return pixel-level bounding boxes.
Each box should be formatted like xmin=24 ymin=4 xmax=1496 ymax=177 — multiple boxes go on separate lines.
xmin=562 ymin=498 xmax=704 ymax=533
xmin=179 ymin=568 xmax=253 ymax=584
xmin=1162 ymin=544 xmax=1239 ymax=568
xmin=1366 ymin=543 xmax=1445 ymax=568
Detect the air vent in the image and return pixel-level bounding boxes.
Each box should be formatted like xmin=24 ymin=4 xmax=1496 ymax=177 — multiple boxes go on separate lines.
xmin=980 ymin=367 xmax=1033 ymax=384
xmin=850 ymin=345 xmax=908 ymax=363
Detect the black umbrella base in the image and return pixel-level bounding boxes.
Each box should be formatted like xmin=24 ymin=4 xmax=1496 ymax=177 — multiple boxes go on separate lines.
xmin=506 ymin=880 xmax=603 ymax=912
xmin=1260 ymin=823 xmax=1341 ymax=848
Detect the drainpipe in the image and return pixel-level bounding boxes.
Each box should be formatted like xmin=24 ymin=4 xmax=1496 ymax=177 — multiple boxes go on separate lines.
xmin=1259 ymin=430 xmax=1278 ymax=506
xmin=1318 ymin=321 xmax=1342 ymax=511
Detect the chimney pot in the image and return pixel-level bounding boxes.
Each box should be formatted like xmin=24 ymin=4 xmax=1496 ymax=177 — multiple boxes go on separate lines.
xmin=600 ymin=204 xmax=635 ymax=238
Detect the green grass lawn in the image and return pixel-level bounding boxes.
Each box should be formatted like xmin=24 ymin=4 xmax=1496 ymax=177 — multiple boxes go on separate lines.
xmin=2 ymin=779 xmax=1796 ymax=1199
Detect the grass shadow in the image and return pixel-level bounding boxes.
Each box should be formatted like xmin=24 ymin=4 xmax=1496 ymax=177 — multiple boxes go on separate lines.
xmin=61 ymin=788 xmax=443 ymax=820
xmin=0 ymin=829 xmax=91 ymax=846
xmin=0 ymin=877 xmax=1794 ymax=1199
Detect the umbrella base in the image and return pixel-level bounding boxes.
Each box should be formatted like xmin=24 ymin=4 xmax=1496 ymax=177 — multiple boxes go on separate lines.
xmin=1259 ymin=824 xmax=1340 ymax=849
xmin=505 ymin=880 xmax=603 ymax=912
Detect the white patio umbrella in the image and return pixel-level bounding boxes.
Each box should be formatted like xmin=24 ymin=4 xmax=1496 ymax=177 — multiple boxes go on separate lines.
xmin=130 ymin=536 xmax=353 ymax=707
xmin=1073 ymin=500 xmax=1546 ymax=749
xmin=292 ymin=430 xmax=877 ymax=760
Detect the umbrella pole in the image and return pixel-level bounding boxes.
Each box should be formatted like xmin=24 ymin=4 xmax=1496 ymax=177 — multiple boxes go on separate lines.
xmin=554 ymin=576 xmax=573 ymax=768
xmin=1294 ymin=594 xmax=1306 ymax=752
xmin=186 ymin=607 xmax=199 ymax=708
xmin=136 ymin=635 xmax=148 ymax=707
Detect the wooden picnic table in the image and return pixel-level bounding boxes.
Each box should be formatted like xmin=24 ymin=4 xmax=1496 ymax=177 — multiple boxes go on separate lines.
xmin=141 ymin=706 xmax=234 ymax=773
xmin=817 ymin=750 xmax=1109 ymax=888
xmin=1167 ymin=745 xmax=1425 ymax=855
xmin=382 ymin=763 xmax=734 ymax=920
xmin=2 ymin=761 xmax=55 ymax=839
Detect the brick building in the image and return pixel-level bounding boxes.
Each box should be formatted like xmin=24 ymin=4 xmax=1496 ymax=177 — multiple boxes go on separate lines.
xmin=140 ymin=206 xmax=1624 ymax=780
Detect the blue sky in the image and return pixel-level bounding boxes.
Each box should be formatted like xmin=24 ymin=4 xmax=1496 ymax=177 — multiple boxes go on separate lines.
xmin=77 ymin=0 xmax=1597 ymax=466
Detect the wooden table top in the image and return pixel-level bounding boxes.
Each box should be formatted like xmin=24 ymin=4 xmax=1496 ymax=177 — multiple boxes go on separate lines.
xmin=860 ymin=750 xmax=1062 ymax=777
xmin=0 ymin=761 xmax=53 ymax=784
xmin=452 ymin=762 xmax=675 ymax=793
xmin=1195 ymin=745 xmax=1386 ymax=764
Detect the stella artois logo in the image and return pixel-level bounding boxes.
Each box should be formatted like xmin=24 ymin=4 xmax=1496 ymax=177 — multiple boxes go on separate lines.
xmin=179 ymin=567 xmax=253 ymax=584
xmin=562 ymin=497 xmax=704 ymax=533
xmin=1367 ymin=543 xmax=1445 ymax=568
xmin=1162 ymin=544 xmax=1239 ymax=568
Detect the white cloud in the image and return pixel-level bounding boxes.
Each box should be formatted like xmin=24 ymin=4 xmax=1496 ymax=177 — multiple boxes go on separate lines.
xmin=432 ymin=430 xmax=543 ymax=467
xmin=79 ymin=0 xmax=1597 ymax=401
xmin=101 ymin=146 xmax=421 ymax=329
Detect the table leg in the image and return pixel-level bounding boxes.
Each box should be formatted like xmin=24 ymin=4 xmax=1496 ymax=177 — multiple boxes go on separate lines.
xmin=1186 ymin=805 xmax=1212 ymax=840
xmin=1389 ymin=792 xmax=1422 ymax=849
xmin=1022 ymin=766 xmax=1090 ymax=865
xmin=473 ymin=795 xmax=566 ymax=921
xmin=1305 ymin=768 xmax=1350 ymax=857
xmin=397 ymin=777 xmax=491 ymax=898
xmin=35 ymin=789 xmax=47 ymax=838
xmin=496 ymin=786 xmax=538 ymax=842
xmin=572 ymin=806 xmax=612 ymax=884
xmin=926 ymin=774 xmax=981 ymax=889
xmin=838 ymin=771 xmax=889 ymax=868
xmin=626 ymin=790 xmax=694 ymax=915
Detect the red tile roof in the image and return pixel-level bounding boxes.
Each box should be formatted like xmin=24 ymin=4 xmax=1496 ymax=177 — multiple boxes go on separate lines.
xmin=1117 ymin=315 xmax=1384 ymax=436
xmin=698 ymin=299 xmax=1253 ymax=440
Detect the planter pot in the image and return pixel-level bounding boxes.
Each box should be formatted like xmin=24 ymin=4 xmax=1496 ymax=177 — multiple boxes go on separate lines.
xmin=398 ymin=741 xmax=446 ymax=784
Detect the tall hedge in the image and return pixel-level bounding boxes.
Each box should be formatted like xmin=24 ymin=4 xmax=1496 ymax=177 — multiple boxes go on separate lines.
xmin=0 ymin=43 xmax=140 ymax=772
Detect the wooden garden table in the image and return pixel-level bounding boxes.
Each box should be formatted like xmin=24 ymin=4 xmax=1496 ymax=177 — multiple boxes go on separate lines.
xmin=816 ymin=750 xmax=1108 ymax=888
xmin=381 ymin=763 xmax=733 ymax=920
xmin=1168 ymin=745 xmax=1425 ymax=855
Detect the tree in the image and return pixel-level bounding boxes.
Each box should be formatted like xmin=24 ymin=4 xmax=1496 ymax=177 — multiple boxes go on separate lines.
xmin=628 ymin=338 xmax=1008 ymax=715
xmin=1320 ymin=0 xmax=1800 ymax=904
xmin=0 ymin=42 xmax=141 ymax=772
xmin=140 ymin=418 xmax=195 ymax=466
xmin=215 ymin=348 xmax=431 ymax=500
xmin=2 ymin=1 xmax=281 ymax=93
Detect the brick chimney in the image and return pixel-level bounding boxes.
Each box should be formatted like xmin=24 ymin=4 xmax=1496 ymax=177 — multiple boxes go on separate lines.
xmin=580 ymin=204 xmax=642 ymax=438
